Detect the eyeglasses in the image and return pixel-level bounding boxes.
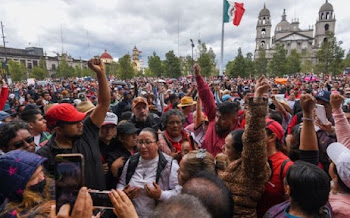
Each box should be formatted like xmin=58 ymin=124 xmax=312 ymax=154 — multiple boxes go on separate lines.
xmin=12 ymin=136 xmax=35 ymax=148
xmin=137 ymin=140 xmax=156 ymax=146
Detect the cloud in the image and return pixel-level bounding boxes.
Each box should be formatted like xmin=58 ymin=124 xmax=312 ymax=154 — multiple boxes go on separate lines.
xmin=0 ymin=0 xmax=348 ymax=69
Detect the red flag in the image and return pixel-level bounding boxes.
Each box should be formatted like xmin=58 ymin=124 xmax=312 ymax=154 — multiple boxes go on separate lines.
xmin=233 ymin=2 xmax=245 ymax=26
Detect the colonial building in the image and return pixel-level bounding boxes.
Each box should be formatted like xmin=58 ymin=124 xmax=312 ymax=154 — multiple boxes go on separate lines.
xmin=132 ymin=46 xmax=144 ymax=72
xmin=0 ymin=46 xmax=87 ymax=76
xmin=255 ymin=0 xmax=336 ymax=63
xmin=100 ymin=49 xmax=113 ymax=64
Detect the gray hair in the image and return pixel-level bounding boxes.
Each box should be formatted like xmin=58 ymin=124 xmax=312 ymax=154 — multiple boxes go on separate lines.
xmin=150 ymin=194 xmax=211 ymax=218
xmin=160 ymin=109 xmax=185 ymax=129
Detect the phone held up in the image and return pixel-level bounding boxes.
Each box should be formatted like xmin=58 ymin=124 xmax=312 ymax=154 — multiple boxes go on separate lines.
xmin=55 ymin=154 xmax=85 ymax=214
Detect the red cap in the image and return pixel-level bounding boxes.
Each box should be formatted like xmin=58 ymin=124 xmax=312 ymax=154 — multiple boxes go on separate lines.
xmin=45 ymin=103 xmax=86 ymax=128
xmin=266 ymin=118 xmax=284 ymax=141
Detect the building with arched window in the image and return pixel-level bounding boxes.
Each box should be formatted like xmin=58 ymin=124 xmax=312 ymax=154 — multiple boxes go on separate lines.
xmin=255 ymin=0 xmax=336 ymax=64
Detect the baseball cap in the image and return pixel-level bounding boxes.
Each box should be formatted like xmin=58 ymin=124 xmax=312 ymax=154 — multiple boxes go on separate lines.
xmin=132 ymin=97 xmax=148 ymax=109
xmin=45 ymin=103 xmax=86 ymax=128
xmin=266 ymin=118 xmax=284 ymax=141
xmin=123 ymin=91 xmax=131 ymax=96
xmin=0 ymin=111 xmax=11 ymax=121
xmin=222 ymin=94 xmax=231 ymax=102
xmin=117 ymin=121 xmax=140 ymax=135
xmin=327 ymin=142 xmax=350 ymax=189
xmin=23 ymin=104 xmax=42 ymax=112
xmin=315 ymin=90 xmax=331 ymax=103
xmin=103 ymin=112 xmax=118 ymax=126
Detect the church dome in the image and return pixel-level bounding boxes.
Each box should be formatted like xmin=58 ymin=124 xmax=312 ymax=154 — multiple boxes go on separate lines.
xmin=275 ymin=20 xmax=291 ymax=32
xmin=100 ymin=50 xmax=113 ymax=59
xmin=259 ymin=4 xmax=270 ymax=17
xmin=319 ymin=0 xmax=333 ymax=12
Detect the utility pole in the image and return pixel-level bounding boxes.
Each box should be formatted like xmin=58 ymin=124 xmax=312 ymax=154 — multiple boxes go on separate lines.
xmin=1 ymin=21 xmax=9 ymax=81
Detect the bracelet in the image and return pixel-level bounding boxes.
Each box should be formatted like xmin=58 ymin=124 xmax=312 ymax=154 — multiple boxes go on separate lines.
xmin=302 ymin=117 xmax=314 ymax=122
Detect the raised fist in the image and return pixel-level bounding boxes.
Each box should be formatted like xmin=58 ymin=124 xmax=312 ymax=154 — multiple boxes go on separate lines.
xmin=193 ymin=64 xmax=201 ymax=76
xmin=330 ymin=93 xmax=344 ymax=110
xmin=300 ymin=94 xmax=316 ymax=115
xmin=254 ymin=76 xmax=270 ymax=98
xmin=88 ymin=58 xmax=105 ymax=75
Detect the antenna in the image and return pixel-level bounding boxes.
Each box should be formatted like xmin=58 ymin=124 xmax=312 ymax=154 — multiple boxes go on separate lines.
xmin=60 ymin=25 xmax=64 ymax=54
xmin=87 ymin=30 xmax=90 ymax=57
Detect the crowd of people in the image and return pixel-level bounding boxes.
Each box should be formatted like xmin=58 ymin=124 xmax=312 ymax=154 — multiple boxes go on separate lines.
xmin=0 ymin=58 xmax=350 ymax=218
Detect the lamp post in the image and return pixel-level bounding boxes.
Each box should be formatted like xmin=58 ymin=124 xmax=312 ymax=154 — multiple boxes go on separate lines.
xmin=190 ymin=39 xmax=194 ymax=77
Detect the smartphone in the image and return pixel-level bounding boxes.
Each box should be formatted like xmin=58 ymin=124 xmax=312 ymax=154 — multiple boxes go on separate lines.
xmin=316 ymin=104 xmax=328 ymax=125
xmin=55 ymin=154 xmax=85 ymax=214
xmin=89 ymin=190 xmax=114 ymax=209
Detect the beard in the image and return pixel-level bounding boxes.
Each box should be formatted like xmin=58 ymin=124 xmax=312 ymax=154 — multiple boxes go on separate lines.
xmin=215 ymin=124 xmax=230 ymax=138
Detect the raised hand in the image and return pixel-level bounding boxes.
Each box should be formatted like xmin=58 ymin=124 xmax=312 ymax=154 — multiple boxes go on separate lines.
xmin=300 ymin=94 xmax=316 ymax=116
xmin=330 ymin=93 xmax=344 ymax=110
xmin=193 ymin=64 xmax=201 ymax=77
xmin=109 ymin=189 xmax=138 ymax=218
xmin=254 ymin=76 xmax=270 ymax=98
xmin=88 ymin=58 xmax=105 ymax=75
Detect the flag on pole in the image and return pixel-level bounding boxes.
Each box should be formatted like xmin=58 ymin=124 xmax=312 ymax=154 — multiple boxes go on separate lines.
xmin=223 ymin=1 xmax=245 ymax=26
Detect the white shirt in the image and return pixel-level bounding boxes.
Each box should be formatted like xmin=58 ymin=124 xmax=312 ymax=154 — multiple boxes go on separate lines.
xmin=34 ymin=134 xmax=41 ymax=152
xmin=117 ymin=155 xmax=180 ymax=218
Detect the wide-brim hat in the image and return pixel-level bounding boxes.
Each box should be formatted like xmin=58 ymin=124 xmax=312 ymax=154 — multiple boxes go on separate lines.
xmin=177 ymin=96 xmax=197 ymax=108
xmin=76 ymin=101 xmax=96 ymax=113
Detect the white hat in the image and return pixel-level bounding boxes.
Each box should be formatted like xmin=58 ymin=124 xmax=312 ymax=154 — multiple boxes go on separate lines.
xmin=327 ymin=142 xmax=350 ymax=188
xmin=102 ymin=112 xmax=118 ymax=126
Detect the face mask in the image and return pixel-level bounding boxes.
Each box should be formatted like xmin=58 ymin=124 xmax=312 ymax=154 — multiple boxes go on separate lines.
xmin=29 ymin=179 xmax=46 ymax=194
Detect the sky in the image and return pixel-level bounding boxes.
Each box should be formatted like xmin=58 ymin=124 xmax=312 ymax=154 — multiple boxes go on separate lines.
xmin=0 ymin=0 xmax=349 ymax=67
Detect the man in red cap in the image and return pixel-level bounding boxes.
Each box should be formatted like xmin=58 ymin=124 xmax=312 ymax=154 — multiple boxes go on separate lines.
xmin=36 ymin=58 xmax=110 ymax=190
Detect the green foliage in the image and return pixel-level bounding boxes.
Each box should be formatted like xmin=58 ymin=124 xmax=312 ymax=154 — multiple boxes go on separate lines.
xmin=164 ymin=50 xmax=181 ymax=78
xmin=226 ymin=48 xmax=247 ymax=77
xmin=117 ymin=54 xmax=135 ymax=79
xmin=105 ymin=62 xmax=118 ymax=76
xmin=8 ymin=60 xmax=27 ymax=82
xmin=81 ymin=67 xmax=94 ymax=77
xmin=197 ymin=40 xmax=217 ymax=77
xmin=148 ymin=52 xmax=164 ymax=77
xmin=301 ymin=59 xmax=314 ymax=73
xmin=254 ymin=48 xmax=268 ymax=76
xmin=286 ymin=49 xmax=301 ymax=75
xmin=245 ymin=52 xmax=255 ymax=76
xmin=316 ymin=32 xmax=345 ymax=74
xmin=180 ymin=55 xmax=193 ymax=76
xmin=30 ymin=58 xmax=49 ymax=80
xmin=56 ymin=58 xmax=74 ymax=78
xmin=269 ymin=45 xmax=288 ymax=77
xmin=342 ymin=50 xmax=350 ymax=69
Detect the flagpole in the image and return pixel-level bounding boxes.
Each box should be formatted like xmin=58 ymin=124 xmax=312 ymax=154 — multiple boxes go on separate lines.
xmin=220 ymin=0 xmax=225 ymax=76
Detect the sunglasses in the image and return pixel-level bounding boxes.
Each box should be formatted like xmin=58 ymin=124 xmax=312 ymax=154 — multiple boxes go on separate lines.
xmin=12 ymin=136 xmax=35 ymax=148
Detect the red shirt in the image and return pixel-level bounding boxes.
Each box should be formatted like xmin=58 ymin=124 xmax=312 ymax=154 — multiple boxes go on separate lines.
xmin=257 ymin=151 xmax=294 ymax=218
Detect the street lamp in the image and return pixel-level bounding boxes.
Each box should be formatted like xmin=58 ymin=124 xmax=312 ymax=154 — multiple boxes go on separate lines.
xmin=190 ymin=39 xmax=194 ymax=77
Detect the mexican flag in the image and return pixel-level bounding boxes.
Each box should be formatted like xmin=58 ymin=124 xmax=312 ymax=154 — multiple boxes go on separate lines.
xmin=223 ymin=1 xmax=245 ymax=26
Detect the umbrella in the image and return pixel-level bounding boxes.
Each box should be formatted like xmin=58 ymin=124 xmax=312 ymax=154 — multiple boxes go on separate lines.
xmin=112 ymin=81 xmax=127 ymax=86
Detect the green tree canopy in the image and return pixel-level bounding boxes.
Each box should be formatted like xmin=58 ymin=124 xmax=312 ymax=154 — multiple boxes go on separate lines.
xmin=269 ymin=45 xmax=288 ymax=77
xmin=117 ymin=54 xmax=135 ymax=79
xmin=226 ymin=47 xmax=247 ymax=77
xmin=148 ymin=52 xmax=164 ymax=77
xmin=8 ymin=60 xmax=27 ymax=82
xmin=30 ymin=58 xmax=49 ymax=80
xmin=56 ymin=58 xmax=74 ymax=78
xmin=197 ymin=40 xmax=217 ymax=77
xmin=286 ymin=49 xmax=302 ymax=75
xmin=254 ymin=48 xmax=268 ymax=76
xmin=164 ymin=50 xmax=181 ymax=78
xmin=245 ymin=52 xmax=255 ymax=76
xmin=316 ymin=32 xmax=345 ymax=74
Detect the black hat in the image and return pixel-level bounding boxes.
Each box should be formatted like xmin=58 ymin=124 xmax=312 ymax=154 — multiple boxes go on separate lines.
xmin=117 ymin=122 xmax=140 ymax=135
xmin=315 ymin=90 xmax=331 ymax=103
xmin=23 ymin=104 xmax=42 ymax=112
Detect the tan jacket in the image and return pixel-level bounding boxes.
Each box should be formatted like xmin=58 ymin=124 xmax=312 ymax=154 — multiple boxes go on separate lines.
xmin=221 ymin=98 xmax=271 ymax=218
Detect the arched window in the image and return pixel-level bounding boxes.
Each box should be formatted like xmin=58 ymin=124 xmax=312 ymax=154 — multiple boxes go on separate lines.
xmin=325 ymin=24 xmax=329 ymax=31
xmin=324 ymin=37 xmax=327 ymax=43
xmin=326 ymin=12 xmax=329 ymax=20
xmin=261 ymin=41 xmax=265 ymax=48
xmin=263 ymin=17 xmax=266 ymax=25
xmin=321 ymin=13 xmax=324 ymax=20
xmin=261 ymin=28 xmax=266 ymax=36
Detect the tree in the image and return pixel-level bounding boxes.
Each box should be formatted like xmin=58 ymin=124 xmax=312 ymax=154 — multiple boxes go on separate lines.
xmin=254 ymin=48 xmax=268 ymax=76
xmin=56 ymin=58 xmax=74 ymax=78
xmin=301 ymin=59 xmax=314 ymax=73
xmin=148 ymin=52 xmax=164 ymax=77
xmin=245 ymin=52 xmax=255 ymax=76
xmin=316 ymin=32 xmax=345 ymax=74
xmin=226 ymin=48 xmax=247 ymax=77
xmin=164 ymin=50 xmax=181 ymax=78
xmin=286 ymin=49 xmax=302 ymax=75
xmin=30 ymin=58 xmax=49 ymax=80
xmin=180 ymin=55 xmax=193 ymax=76
xmin=197 ymin=40 xmax=217 ymax=77
xmin=8 ymin=60 xmax=27 ymax=82
xmin=117 ymin=54 xmax=135 ymax=79
xmin=269 ymin=45 xmax=288 ymax=77
xmin=105 ymin=62 xmax=118 ymax=76
xmin=341 ymin=50 xmax=350 ymax=69
xmin=81 ymin=67 xmax=94 ymax=77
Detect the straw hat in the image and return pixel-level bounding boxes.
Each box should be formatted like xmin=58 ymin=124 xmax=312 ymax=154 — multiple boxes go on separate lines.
xmin=177 ymin=96 xmax=197 ymax=108
xmin=76 ymin=101 xmax=96 ymax=113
